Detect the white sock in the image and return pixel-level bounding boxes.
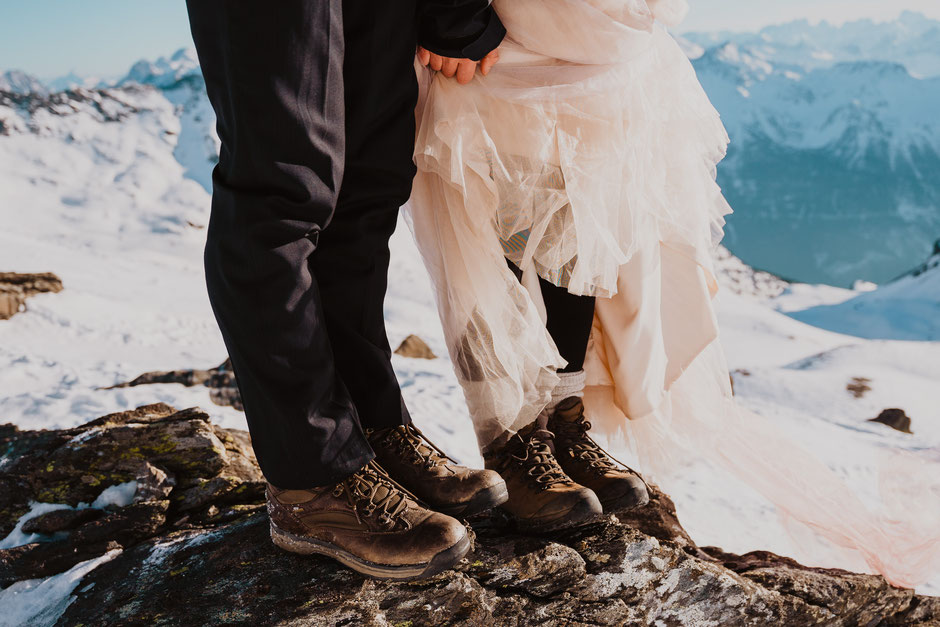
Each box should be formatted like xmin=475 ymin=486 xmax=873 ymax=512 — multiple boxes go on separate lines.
xmin=547 ymin=369 xmax=585 ymax=413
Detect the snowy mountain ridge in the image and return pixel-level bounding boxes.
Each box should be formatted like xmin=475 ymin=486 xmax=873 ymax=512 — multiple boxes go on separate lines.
xmin=682 ymin=10 xmax=940 ymax=77
xmin=119 ymin=48 xmax=202 ymax=89
xmin=5 ymin=11 xmax=938 ymax=286
xmin=684 ymin=12 xmax=940 ymax=286
xmin=0 ymin=70 xmax=48 ymax=97
xmin=695 ymin=50 xmax=940 ymax=155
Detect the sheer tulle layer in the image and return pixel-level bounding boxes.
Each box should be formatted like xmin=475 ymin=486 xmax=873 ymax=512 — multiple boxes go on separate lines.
xmin=587 ymin=342 xmax=940 ymax=589
xmin=415 ymin=27 xmax=730 ymax=300
xmin=405 ymin=0 xmax=940 ymax=586
xmin=410 ymin=16 xmax=729 ymax=443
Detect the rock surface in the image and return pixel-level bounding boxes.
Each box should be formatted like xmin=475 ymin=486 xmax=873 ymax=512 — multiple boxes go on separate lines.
xmin=102 ymin=359 xmax=243 ymax=411
xmin=394 ymin=334 xmax=438 ymax=359
xmin=714 ymin=245 xmax=788 ymax=299
xmin=0 ymin=404 xmax=935 ymax=626
xmin=847 ymin=376 xmax=873 ymax=399
xmin=869 ymin=408 xmax=914 ymax=434
xmin=0 ymin=272 xmax=63 ymax=320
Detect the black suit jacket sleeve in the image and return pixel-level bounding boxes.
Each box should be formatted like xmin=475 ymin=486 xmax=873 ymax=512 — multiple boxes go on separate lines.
xmin=417 ymin=0 xmax=506 ymax=61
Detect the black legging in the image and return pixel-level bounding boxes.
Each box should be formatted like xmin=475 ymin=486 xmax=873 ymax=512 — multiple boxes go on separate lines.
xmin=507 ymin=260 xmax=595 ymax=373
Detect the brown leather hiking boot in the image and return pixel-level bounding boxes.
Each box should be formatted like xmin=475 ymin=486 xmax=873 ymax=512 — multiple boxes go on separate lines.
xmin=267 ymin=461 xmax=470 ymax=580
xmin=485 ymin=423 xmax=602 ymax=532
xmin=547 ymin=397 xmax=650 ymax=513
xmin=366 ymin=423 xmax=508 ymax=518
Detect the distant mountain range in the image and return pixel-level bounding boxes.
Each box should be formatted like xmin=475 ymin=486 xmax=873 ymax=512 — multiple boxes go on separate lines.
xmin=2 ymin=12 xmax=939 ymax=286
xmin=681 ymin=10 xmax=940 ymax=77
xmin=682 ymin=11 xmax=940 ymax=285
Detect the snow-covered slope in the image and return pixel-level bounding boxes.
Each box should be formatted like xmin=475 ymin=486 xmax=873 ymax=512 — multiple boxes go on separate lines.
xmin=686 ymin=12 xmax=940 ymax=286
xmin=0 ymin=82 xmax=232 ymax=429
xmin=116 ymin=49 xmax=219 ymax=192
xmin=785 ymin=246 xmax=940 ymax=340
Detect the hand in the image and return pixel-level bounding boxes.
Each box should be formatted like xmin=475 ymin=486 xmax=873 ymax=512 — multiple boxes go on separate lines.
xmin=417 ymin=46 xmax=500 ymax=84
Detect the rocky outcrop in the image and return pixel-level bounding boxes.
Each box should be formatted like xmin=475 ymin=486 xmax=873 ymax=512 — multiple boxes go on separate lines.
xmin=714 ymin=246 xmax=788 ymax=299
xmin=899 ymin=239 xmax=940 ymax=280
xmin=869 ymin=408 xmax=914 ymax=434
xmin=0 ymin=404 xmax=935 ymax=625
xmin=847 ymin=376 xmax=873 ymax=399
xmin=0 ymin=272 xmax=63 ymax=320
xmin=394 ymin=334 xmax=438 ymax=359
xmin=0 ymin=404 xmax=262 ymax=588
xmin=108 ymin=336 xmax=441 ymax=412
xmin=102 ymin=359 xmax=243 ymax=411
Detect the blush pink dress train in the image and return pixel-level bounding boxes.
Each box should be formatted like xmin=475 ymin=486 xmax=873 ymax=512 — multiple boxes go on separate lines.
xmin=404 ymin=0 xmax=940 ymax=588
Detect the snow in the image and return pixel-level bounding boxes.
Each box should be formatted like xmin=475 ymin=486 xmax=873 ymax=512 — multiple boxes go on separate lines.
xmin=0 ymin=70 xmax=47 ymax=96
xmin=0 ymin=482 xmax=139 ymax=550
xmin=0 ymin=84 xmax=243 ymax=431
xmin=0 ymin=550 xmax=121 ymax=627
xmin=0 ymin=14 xmax=938 ymax=607
xmin=91 ymin=481 xmax=138 ymax=509
xmin=119 ymin=49 xmax=202 ymax=90
xmin=0 ymin=502 xmax=74 ymax=550
xmin=682 ymin=11 xmax=940 ymax=79
xmin=785 ymin=255 xmax=940 ymax=340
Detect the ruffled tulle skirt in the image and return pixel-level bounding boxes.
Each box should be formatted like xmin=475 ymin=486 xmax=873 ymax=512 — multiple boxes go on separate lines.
xmin=404 ymin=0 xmax=940 ymax=588
xmin=409 ymin=18 xmax=728 ymax=445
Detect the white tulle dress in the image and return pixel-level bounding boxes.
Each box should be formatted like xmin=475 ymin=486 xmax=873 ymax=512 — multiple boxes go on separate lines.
xmin=404 ymin=0 xmax=940 ymax=588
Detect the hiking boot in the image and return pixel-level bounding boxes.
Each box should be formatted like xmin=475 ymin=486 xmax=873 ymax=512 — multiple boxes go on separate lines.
xmin=366 ymin=423 xmax=508 ymax=518
xmin=267 ymin=461 xmax=470 ymax=580
xmin=547 ymin=397 xmax=650 ymax=513
xmin=485 ymin=423 xmax=602 ymax=532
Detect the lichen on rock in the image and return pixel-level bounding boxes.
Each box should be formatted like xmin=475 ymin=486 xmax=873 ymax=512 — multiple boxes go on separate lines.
xmin=0 ymin=403 xmax=935 ymax=626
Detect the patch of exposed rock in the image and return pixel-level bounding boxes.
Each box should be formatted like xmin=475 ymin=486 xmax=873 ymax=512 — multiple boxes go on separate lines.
xmin=102 ymin=359 xmax=243 ymax=411
xmin=0 ymin=272 xmax=63 ymax=320
xmin=394 ymin=334 xmax=437 ymax=359
xmin=0 ymin=404 xmax=934 ymax=626
xmin=107 ymin=337 xmax=442 ymax=412
xmin=714 ymin=246 xmax=788 ymax=299
xmin=0 ymin=85 xmax=150 ymax=136
xmin=847 ymin=376 xmax=873 ymax=399
xmin=869 ymin=408 xmax=913 ymax=434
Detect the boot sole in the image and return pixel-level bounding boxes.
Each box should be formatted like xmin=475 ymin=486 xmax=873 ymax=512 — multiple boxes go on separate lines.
xmin=437 ymin=482 xmax=509 ymax=518
xmin=270 ymin=522 xmax=471 ymax=581
xmin=511 ymin=497 xmax=604 ymax=534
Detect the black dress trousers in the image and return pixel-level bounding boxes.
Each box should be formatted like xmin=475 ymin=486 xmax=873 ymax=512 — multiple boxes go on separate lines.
xmin=185 ymin=1 xmax=504 ymax=489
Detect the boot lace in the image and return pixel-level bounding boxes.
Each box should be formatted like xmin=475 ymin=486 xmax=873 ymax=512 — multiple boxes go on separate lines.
xmin=505 ymin=430 xmax=571 ymax=491
xmin=331 ymin=462 xmax=411 ymax=529
xmin=377 ymin=424 xmax=455 ymax=472
xmin=552 ymin=412 xmax=618 ymax=476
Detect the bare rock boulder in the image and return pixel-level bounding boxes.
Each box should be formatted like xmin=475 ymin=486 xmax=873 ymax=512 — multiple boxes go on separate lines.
xmin=869 ymin=408 xmax=913 ymax=434
xmin=0 ymin=403 xmax=934 ymax=626
xmin=0 ymin=271 xmax=63 ymax=320
xmin=394 ymin=334 xmax=438 ymax=359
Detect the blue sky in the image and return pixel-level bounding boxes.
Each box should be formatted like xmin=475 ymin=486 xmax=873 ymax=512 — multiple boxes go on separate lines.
xmin=1 ymin=1 xmax=193 ymax=80
xmin=2 ymin=0 xmax=939 ymax=79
